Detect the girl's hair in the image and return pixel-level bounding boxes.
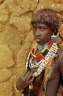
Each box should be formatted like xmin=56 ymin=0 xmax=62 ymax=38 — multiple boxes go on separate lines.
xmin=31 ymin=8 xmax=59 ymax=35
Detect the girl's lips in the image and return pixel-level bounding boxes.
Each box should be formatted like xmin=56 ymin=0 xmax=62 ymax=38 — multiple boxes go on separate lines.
xmin=35 ymin=38 xmax=40 ymax=39
xmin=35 ymin=38 xmax=41 ymax=41
xmin=35 ymin=36 xmax=40 ymax=39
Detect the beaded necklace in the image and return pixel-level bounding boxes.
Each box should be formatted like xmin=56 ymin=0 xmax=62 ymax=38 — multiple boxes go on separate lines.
xmin=31 ymin=40 xmax=52 ymax=60
xmin=26 ymin=41 xmax=58 ymax=77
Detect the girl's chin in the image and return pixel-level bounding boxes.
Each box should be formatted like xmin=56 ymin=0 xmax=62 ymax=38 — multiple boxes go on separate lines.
xmin=36 ymin=39 xmax=40 ymax=43
xmin=36 ymin=41 xmax=43 ymax=45
xmin=35 ymin=38 xmax=41 ymax=41
xmin=36 ymin=40 xmax=45 ymax=45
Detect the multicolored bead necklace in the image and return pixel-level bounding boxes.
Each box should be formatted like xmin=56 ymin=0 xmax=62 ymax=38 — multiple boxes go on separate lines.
xmin=31 ymin=40 xmax=52 ymax=60
xmin=26 ymin=42 xmax=58 ymax=77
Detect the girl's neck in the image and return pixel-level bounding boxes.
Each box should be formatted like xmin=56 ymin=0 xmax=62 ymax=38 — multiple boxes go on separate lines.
xmin=38 ymin=43 xmax=47 ymax=51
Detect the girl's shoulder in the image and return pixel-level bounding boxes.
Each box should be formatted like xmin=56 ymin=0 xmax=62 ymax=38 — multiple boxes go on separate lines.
xmin=57 ymin=49 xmax=63 ymax=75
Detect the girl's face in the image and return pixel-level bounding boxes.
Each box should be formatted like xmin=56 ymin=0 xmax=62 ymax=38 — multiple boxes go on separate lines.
xmin=32 ymin=23 xmax=53 ymax=45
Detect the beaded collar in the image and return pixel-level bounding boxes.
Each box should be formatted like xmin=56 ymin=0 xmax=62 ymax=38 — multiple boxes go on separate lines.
xmin=31 ymin=40 xmax=52 ymax=60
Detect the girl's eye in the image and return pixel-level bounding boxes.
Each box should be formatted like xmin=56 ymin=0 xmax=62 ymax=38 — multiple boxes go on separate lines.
xmin=41 ymin=28 xmax=44 ymax=31
xmin=33 ymin=27 xmax=36 ymax=30
xmin=40 ymin=27 xmax=46 ymax=31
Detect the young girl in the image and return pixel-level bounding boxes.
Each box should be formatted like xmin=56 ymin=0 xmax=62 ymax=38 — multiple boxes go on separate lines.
xmin=16 ymin=8 xmax=63 ymax=96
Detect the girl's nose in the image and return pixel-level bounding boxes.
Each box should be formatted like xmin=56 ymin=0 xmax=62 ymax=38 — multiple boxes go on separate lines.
xmin=36 ymin=29 xmax=40 ymax=35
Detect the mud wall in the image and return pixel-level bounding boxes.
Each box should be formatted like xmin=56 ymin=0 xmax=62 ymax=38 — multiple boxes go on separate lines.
xmin=0 ymin=0 xmax=63 ymax=96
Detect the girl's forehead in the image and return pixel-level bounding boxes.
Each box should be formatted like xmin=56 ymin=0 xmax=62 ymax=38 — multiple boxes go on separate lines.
xmin=32 ymin=23 xmax=49 ymax=28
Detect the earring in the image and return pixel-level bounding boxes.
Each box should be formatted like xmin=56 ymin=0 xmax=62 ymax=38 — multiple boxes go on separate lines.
xmin=51 ymin=34 xmax=56 ymax=41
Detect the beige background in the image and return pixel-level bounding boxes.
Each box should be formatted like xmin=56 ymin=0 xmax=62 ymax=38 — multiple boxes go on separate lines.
xmin=0 ymin=0 xmax=63 ymax=96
